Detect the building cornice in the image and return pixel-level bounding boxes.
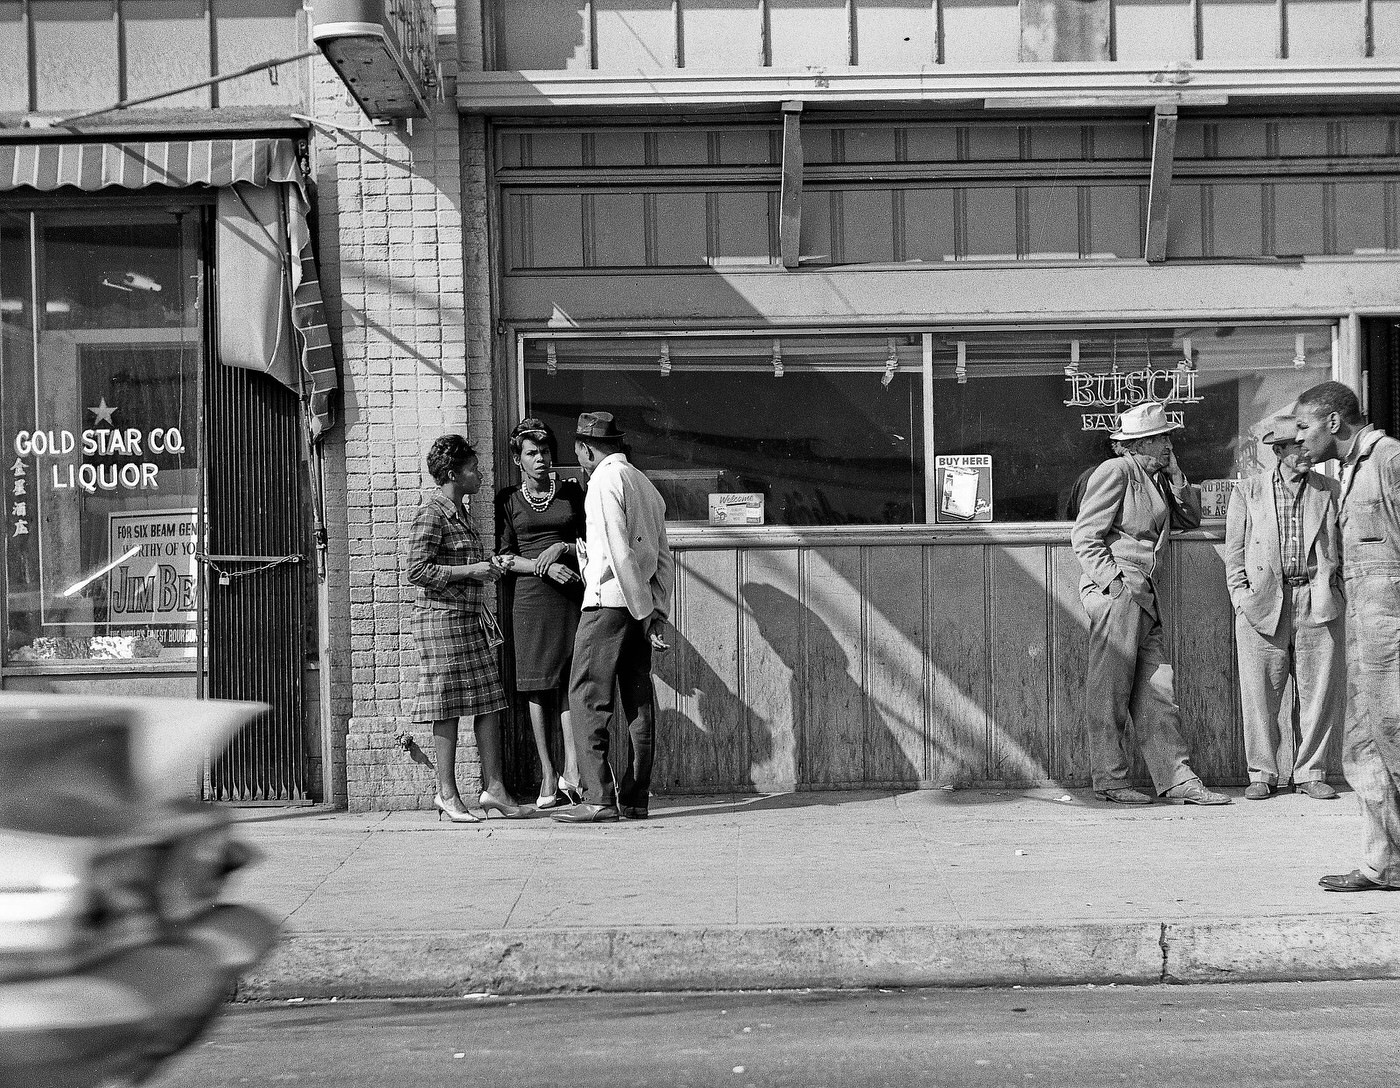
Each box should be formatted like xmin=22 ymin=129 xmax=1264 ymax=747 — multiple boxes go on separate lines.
xmin=458 ymin=62 xmax=1400 ymax=114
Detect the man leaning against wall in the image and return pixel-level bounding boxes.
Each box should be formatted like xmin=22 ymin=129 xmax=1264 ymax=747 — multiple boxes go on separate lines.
xmin=1294 ymin=381 xmax=1400 ymax=892
xmin=1223 ymin=413 xmax=1344 ymax=802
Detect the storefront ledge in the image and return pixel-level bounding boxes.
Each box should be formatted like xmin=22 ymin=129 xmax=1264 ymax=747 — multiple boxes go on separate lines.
xmin=667 ymin=522 xmax=1225 ymax=550
xmin=237 ymin=913 xmax=1400 ymax=998
xmin=1 ymin=660 xmax=198 ymax=678
xmin=457 ymin=63 xmax=1400 ymax=113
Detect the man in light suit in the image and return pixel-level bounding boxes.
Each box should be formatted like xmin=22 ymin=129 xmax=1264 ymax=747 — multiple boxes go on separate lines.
xmin=1072 ymin=401 xmax=1230 ymax=806
xmin=553 ymin=411 xmax=674 ymax=825
xmin=1224 ymin=414 xmax=1343 ymax=800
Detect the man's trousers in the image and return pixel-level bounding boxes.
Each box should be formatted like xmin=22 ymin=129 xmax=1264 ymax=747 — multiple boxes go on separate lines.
xmin=569 ymin=606 xmax=656 ymax=810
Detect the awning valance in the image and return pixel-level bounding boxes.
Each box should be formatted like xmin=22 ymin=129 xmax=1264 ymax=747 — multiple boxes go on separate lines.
xmin=0 ymin=137 xmax=302 ymax=193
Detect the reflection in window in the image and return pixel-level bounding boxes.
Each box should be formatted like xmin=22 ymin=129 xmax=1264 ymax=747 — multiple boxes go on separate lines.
xmin=931 ymin=325 xmax=1334 ymax=521
xmin=523 ymin=336 xmax=925 ymax=526
xmin=2 ymin=209 xmax=204 ymax=665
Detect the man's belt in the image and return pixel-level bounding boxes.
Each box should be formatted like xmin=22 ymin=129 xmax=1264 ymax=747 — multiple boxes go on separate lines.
xmin=1283 ymin=574 xmax=1310 ymax=586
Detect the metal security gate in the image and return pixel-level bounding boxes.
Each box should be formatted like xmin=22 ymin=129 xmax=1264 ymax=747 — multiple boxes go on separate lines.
xmin=205 ymin=364 xmax=309 ymax=802
xmin=1364 ymin=319 xmax=1400 ymax=439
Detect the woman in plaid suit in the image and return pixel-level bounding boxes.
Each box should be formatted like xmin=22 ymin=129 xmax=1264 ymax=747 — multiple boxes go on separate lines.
xmin=406 ymin=435 xmax=521 ymax=822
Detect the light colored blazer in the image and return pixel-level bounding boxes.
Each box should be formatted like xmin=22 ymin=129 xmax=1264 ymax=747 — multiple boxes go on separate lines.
xmin=1223 ymin=468 xmax=1343 ymax=635
xmin=1072 ymin=454 xmax=1203 ymax=612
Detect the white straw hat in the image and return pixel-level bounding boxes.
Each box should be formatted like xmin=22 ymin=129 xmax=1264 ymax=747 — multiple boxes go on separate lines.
xmin=1110 ymin=401 xmax=1182 ymax=441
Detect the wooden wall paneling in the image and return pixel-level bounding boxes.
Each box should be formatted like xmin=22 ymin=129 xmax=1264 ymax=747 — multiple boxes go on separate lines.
xmin=524 ymin=194 xmax=585 ymax=268
xmin=963 ymin=187 xmax=1019 ymax=260
xmin=939 ymin=0 xmax=1021 ymax=67
xmin=841 ymin=126 xmax=899 ymax=164
xmin=1271 ymin=182 xmax=1327 ymax=257
xmin=1275 ymin=119 xmax=1330 ymax=157
xmin=1199 ymin=0 xmax=1279 ymax=60
xmin=739 ymin=548 xmax=804 ymax=792
xmin=852 ymin=0 xmax=939 ymax=67
xmin=926 ymin=544 xmax=990 ymax=785
xmin=0 ymin=1 xmax=28 ymax=112
xmin=590 ymin=130 xmax=647 ymax=165
xmin=652 ymin=192 xmax=711 ymax=266
xmin=125 ymin=0 xmax=210 ymax=106
xmin=1167 ymin=539 xmax=1245 ymax=784
xmin=505 ymin=193 xmax=530 ymax=270
xmin=863 ymin=545 xmax=927 ymax=785
xmin=527 ymin=131 xmax=585 ymax=167
xmin=1284 ymin=0 xmax=1367 ymax=59
xmin=594 ymin=0 xmax=677 ymax=67
xmin=1213 ymin=120 xmax=1270 ymax=157
xmin=210 ymin=0 xmax=301 ymax=107
xmin=1375 ymin=0 xmax=1400 ymax=55
xmin=653 ymin=548 xmax=748 ymax=792
xmin=589 ymin=192 xmax=649 ymax=267
xmin=965 ymin=124 xmax=1022 ymax=162
xmin=30 ymin=0 xmax=118 ymax=112
xmin=494 ymin=0 xmax=592 ymax=69
xmin=1049 ymin=545 xmax=1092 ymax=785
xmin=799 ymin=189 xmax=834 ymax=263
xmin=801 ymin=546 xmax=866 ymax=786
xmin=1334 ymin=182 xmax=1389 ymax=254
xmin=902 ymin=187 xmax=958 ymax=262
xmin=1113 ymin=0 xmax=1196 ymax=61
xmin=680 ymin=0 xmax=765 ymax=69
xmin=987 ymin=546 xmax=1053 ymax=785
xmin=1209 ymin=184 xmax=1265 ymax=257
xmin=711 ymin=191 xmax=775 ymax=264
xmin=1019 ymin=0 xmax=1110 ymax=61
xmin=904 ymin=126 xmax=961 ymax=163
xmin=767 ymin=0 xmax=849 ymax=67
xmin=840 ymin=188 xmax=897 ymax=264
xmin=1086 ymin=185 xmax=1144 ymax=259
xmin=1166 ymin=184 xmax=1205 ymax=259
xmin=1026 ymin=186 xmax=1081 ymax=259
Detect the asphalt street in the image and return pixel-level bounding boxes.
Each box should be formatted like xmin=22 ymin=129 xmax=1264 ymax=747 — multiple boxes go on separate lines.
xmin=152 ymin=980 xmax=1400 ymax=1088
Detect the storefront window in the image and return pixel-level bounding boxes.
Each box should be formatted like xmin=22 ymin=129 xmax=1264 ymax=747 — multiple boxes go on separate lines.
xmin=931 ymin=324 xmax=1334 ymax=521
xmin=523 ymin=335 xmax=925 ymax=526
xmin=1 ymin=208 xmax=204 ymax=665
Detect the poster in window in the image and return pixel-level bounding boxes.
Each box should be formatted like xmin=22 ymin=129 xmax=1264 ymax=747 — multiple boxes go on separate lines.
xmin=104 ymin=508 xmax=199 ymax=657
xmin=935 ymin=455 xmax=993 ymax=522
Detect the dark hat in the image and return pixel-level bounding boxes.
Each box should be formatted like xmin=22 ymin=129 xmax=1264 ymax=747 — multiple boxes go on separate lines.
xmin=575 ymin=411 xmax=626 ymax=440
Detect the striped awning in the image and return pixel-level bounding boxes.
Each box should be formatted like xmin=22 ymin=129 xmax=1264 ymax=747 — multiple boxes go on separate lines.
xmin=0 ymin=137 xmax=302 ymax=192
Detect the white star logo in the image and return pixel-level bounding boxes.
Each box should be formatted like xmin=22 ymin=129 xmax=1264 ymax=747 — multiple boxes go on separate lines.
xmin=88 ymin=398 xmax=116 ymax=426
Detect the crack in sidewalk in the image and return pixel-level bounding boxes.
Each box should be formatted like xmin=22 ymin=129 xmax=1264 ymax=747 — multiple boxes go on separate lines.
xmin=283 ymin=813 xmax=392 ymax=922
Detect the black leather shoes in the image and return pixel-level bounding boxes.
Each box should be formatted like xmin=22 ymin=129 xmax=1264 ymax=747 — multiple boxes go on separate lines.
xmin=620 ymin=806 xmax=649 ymax=820
xmin=1094 ymin=787 xmax=1152 ymax=805
xmin=1295 ymin=781 xmax=1338 ymax=800
xmin=1244 ymin=782 xmax=1274 ymax=800
xmin=550 ymin=803 xmax=619 ymax=824
xmin=1318 ymin=869 xmax=1400 ymax=892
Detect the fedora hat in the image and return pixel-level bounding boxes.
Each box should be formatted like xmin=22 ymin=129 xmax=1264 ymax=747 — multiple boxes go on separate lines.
xmin=1110 ymin=401 xmax=1182 ymax=441
xmin=1261 ymin=417 xmax=1302 ymax=445
xmin=575 ymin=411 xmax=626 ymax=440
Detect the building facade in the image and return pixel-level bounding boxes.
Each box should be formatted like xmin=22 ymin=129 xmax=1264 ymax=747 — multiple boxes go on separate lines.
xmin=4 ymin=1 xmax=1400 ymax=808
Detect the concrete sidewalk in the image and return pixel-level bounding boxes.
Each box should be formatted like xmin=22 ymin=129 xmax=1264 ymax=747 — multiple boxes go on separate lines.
xmin=227 ymin=788 xmax=1400 ymax=999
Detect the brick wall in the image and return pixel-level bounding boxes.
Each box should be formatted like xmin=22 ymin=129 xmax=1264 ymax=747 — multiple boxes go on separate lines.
xmin=312 ymin=1 xmax=497 ymax=810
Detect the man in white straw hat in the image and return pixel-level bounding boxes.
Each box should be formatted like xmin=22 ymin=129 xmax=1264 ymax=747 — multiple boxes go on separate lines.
xmin=1072 ymin=401 xmax=1230 ymax=806
xmin=1224 ymin=411 xmax=1343 ymax=802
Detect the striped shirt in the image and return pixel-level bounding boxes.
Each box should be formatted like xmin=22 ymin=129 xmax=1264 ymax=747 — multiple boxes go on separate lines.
xmin=1272 ymin=467 xmax=1308 ymax=581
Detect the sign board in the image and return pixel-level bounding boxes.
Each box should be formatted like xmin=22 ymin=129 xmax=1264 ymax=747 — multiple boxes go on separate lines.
xmin=313 ymin=0 xmax=437 ymax=120
xmin=106 ymin=508 xmax=199 ymax=646
xmin=709 ymin=492 xmax=765 ymax=526
xmin=935 ymin=456 xmax=993 ymax=523
xmin=1199 ymin=479 xmax=1237 ymax=519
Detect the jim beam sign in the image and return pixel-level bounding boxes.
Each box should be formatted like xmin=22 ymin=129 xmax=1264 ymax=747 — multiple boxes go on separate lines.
xmin=1065 ymin=368 xmax=1203 ymax=431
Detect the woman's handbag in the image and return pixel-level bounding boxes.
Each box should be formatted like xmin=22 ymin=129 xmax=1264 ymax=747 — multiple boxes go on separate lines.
xmin=479 ymin=607 xmax=505 ymax=650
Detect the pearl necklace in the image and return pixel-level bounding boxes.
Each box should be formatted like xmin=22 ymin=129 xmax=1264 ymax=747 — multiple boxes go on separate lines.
xmin=522 ymin=476 xmax=556 ymax=513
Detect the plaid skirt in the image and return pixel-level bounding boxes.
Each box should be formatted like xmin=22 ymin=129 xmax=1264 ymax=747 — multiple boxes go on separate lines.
xmin=409 ymin=607 xmax=508 ymax=722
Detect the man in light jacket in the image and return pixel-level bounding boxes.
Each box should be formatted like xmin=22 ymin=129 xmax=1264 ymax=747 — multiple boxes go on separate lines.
xmin=1072 ymin=401 xmax=1230 ymax=806
xmin=553 ymin=411 xmax=674 ymax=824
xmin=1224 ymin=413 xmax=1343 ymax=800
xmin=1294 ymin=381 xmax=1400 ymax=892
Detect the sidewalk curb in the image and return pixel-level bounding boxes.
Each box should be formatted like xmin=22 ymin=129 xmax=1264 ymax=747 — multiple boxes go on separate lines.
xmin=235 ymin=914 xmax=1400 ymax=1000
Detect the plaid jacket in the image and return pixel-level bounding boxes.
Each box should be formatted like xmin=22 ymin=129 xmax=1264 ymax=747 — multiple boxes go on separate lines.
xmin=405 ymin=491 xmax=488 ymax=614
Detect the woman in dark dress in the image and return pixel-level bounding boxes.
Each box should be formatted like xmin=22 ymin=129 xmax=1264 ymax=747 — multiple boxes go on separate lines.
xmin=495 ymin=419 xmax=586 ymax=809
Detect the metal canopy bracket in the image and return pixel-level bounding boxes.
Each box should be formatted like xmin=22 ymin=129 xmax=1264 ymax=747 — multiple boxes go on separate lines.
xmin=1145 ymin=104 xmax=1179 ymax=264
xmin=779 ymin=99 xmax=804 ymax=270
